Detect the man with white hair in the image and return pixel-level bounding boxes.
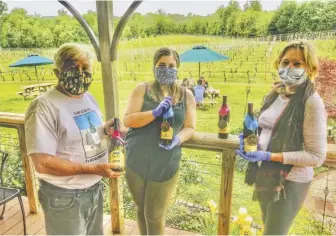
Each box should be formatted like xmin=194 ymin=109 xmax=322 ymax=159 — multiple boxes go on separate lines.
xmin=25 ymin=43 xmax=120 ymax=235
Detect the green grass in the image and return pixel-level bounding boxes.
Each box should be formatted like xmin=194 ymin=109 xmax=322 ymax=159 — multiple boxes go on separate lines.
xmin=1 ymin=35 xmax=335 ymax=235
xmin=0 ymin=81 xmax=270 ymax=132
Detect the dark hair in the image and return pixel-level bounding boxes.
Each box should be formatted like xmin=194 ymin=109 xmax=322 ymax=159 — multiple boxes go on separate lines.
xmin=153 ymin=47 xmax=180 ymax=68
xmin=197 ymin=79 xmax=202 ymax=85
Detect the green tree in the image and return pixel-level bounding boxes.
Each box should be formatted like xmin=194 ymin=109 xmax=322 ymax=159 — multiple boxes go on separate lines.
xmin=217 ymin=0 xmax=241 ymax=35
xmin=249 ymin=0 xmax=262 ymax=11
xmin=0 ymin=0 xmax=7 ymax=15
xmin=268 ymin=1 xmax=297 ymax=34
xmin=57 ymin=9 xmax=68 ymax=16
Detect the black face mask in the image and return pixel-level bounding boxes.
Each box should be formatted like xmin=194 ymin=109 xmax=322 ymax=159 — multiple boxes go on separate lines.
xmin=60 ymin=68 xmax=92 ymax=95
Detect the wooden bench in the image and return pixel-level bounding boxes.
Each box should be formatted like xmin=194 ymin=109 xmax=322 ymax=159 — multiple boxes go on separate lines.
xmin=16 ymin=83 xmax=54 ymax=100
xmin=197 ymin=100 xmax=218 ymax=110
xmin=16 ymin=91 xmax=39 ymax=100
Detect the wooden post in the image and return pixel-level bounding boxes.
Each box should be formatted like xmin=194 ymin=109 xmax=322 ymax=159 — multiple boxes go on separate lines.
xmin=17 ymin=126 xmax=38 ymax=213
xmin=217 ymin=149 xmax=236 ymax=235
xmin=96 ymin=1 xmax=124 ymax=234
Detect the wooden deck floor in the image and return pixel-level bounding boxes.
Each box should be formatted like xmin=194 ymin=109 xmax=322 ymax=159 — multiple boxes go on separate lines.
xmin=0 ymin=197 xmax=196 ymax=235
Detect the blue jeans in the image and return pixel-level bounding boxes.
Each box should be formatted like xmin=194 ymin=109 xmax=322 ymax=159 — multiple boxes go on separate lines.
xmin=38 ymin=180 xmax=104 ymax=235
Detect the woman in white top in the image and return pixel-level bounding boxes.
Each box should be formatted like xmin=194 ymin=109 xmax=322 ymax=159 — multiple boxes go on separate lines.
xmin=237 ymin=40 xmax=327 ymax=235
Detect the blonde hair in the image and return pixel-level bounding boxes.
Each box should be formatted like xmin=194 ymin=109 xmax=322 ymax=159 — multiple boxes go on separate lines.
xmin=149 ymin=47 xmax=183 ymax=103
xmin=274 ymin=40 xmax=319 ymax=80
xmin=54 ymin=43 xmax=92 ymax=71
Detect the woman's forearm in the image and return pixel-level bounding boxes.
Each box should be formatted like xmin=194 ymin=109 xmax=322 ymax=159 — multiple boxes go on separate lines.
xmin=124 ymin=111 xmax=155 ymax=128
xmin=176 ymin=127 xmax=195 ymax=144
xmin=270 ymin=152 xmax=284 ymax=163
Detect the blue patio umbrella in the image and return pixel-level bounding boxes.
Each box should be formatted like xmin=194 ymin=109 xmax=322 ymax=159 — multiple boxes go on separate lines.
xmin=180 ymin=45 xmax=229 ymax=79
xmin=9 ymin=54 xmax=54 ymax=86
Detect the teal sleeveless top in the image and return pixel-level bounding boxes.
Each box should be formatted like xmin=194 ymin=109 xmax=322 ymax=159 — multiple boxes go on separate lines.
xmin=125 ymin=84 xmax=187 ymax=182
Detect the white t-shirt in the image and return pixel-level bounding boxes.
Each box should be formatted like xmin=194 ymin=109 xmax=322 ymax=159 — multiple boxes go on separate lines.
xmin=25 ymin=88 xmax=108 ymax=189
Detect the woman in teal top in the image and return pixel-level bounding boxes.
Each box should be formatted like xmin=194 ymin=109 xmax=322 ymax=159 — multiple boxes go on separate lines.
xmin=123 ymin=47 xmax=196 ymax=235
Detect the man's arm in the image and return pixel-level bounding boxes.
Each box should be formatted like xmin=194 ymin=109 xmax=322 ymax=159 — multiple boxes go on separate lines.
xmin=30 ymin=153 xmax=121 ymax=178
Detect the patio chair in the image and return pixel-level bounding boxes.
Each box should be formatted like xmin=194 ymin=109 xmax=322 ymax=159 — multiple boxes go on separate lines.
xmin=0 ymin=150 xmax=27 ymax=235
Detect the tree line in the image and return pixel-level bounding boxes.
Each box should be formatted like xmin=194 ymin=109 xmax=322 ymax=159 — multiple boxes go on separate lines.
xmin=0 ymin=0 xmax=336 ymax=48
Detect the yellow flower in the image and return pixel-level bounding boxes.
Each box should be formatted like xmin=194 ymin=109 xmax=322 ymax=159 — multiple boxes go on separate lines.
xmin=207 ymin=200 xmax=217 ymax=213
xmin=249 ymin=228 xmax=257 ymax=235
xmin=239 ymin=226 xmax=257 ymax=235
xmin=257 ymin=226 xmax=263 ymax=235
xmin=241 ymin=216 xmax=253 ymax=226
xmin=207 ymin=200 xmax=217 ymax=222
xmin=238 ymin=207 xmax=248 ymax=221
xmin=240 ymin=226 xmax=251 ymax=235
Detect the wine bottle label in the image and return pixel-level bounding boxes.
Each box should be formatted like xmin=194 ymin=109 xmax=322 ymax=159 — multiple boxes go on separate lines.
xmin=161 ymin=127 xmax=174 ymax=140
xmin=161 ymin=121 xmax=171 ymax=132
xmin=244 ymin=144 xmax=258 ymax=152
xmin=219 ymin=126 xmax=230 ymax=134
xmin=244 ymin=135 xmax=258 ymax=152
xmin=109 ymin=149 xmax=125 ymax=167
xmin=218 ymin=120 xmax=228 ymax=129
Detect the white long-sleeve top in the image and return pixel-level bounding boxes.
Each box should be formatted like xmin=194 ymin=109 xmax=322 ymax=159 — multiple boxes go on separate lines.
xmin=258 ymin=92 xmax=327 ymax=183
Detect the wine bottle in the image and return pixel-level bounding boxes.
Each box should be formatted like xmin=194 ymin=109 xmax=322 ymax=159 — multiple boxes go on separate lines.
xmin=218 ymin=95 xmax=230 ymax=139
xmin=327 ymin=127 xmax=335 ymax=144
xmin=109 ymin=118 xmax=125 ymax=172
xmin=243 ymin=102 xmax=259 ymax=186
xmin=160 ymin=107 xmax=174 ymax=147
xmin=243 ymin=102 xmax=258 ymax=152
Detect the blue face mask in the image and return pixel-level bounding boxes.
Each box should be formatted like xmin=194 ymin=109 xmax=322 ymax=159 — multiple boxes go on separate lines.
xmin=278 ymin=67 xmax=306 ymax=87
xmin=154 ymin=66 xmax=177 ymax=85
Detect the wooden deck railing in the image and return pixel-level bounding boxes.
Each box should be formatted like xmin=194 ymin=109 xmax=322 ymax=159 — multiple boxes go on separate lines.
xmin=1 ymin=112 xmax=336 ymax=235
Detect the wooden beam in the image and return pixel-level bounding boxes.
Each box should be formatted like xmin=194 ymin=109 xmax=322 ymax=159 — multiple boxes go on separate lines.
xmin=110 ymin=0 xmax=143 ymax=61
xmin=96 ymin=0 xmax=119 ymax=119
xmin=96 ymin=1 xmax=123 ymax=233
xmin=58 ymin=0 xmax=101 ymax=61
xmin=0 ymin=112 xmax=25 ymax=126
xmin=1 ymin=112 xmax=336 ymax=160
xmin=217 ymin=149 xmax=236 ymax=235
xmin=17 ymin=126 xmax=38 ymax=213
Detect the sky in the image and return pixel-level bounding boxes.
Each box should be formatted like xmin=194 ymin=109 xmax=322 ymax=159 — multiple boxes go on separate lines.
xmin=4 ymin=0 xmax=283 ymax=17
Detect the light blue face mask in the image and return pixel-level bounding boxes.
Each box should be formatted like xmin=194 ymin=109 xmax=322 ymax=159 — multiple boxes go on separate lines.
xmin=278 ymin=67 xmax=306 ymax=87
xmin=154 ymin=66 xmax=177 ymax=85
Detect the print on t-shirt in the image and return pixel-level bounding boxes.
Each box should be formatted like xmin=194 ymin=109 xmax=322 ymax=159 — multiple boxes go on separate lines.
xmin=74 ymin=110 xmax=107 ymax=163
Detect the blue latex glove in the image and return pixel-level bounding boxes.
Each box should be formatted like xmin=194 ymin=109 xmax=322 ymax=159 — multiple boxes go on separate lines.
xmin=236 ymin=150 xmax=271 ymax=162
xmin=152 ymin=97 xmax=172 ymax=118
xmin=159 ymin=136 xmax=180 ymax=150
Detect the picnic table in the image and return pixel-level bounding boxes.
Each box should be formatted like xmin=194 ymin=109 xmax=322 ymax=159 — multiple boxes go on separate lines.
xmin=204 ymin=87 xmax=220 ymax=99
xmin=17 ymin=83 xmax=54 ymax=99
xmin=197 ymin=97 xmax=218 ymax=110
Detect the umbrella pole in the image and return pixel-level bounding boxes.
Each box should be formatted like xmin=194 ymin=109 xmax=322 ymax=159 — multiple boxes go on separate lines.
xmin=199 ymin=62 xmax=201 ymax=79
xmin=35 ymin=66 xmax=41 ymax=91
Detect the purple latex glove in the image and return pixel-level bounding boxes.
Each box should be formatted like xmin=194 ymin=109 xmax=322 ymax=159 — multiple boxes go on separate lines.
xmin=152 ymin=97 xmax=172 ymax=118
xmin=159 ymin=136 xmax=180 ymax=150
xmin=236 ymin=150 xmax=271 ymax=162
